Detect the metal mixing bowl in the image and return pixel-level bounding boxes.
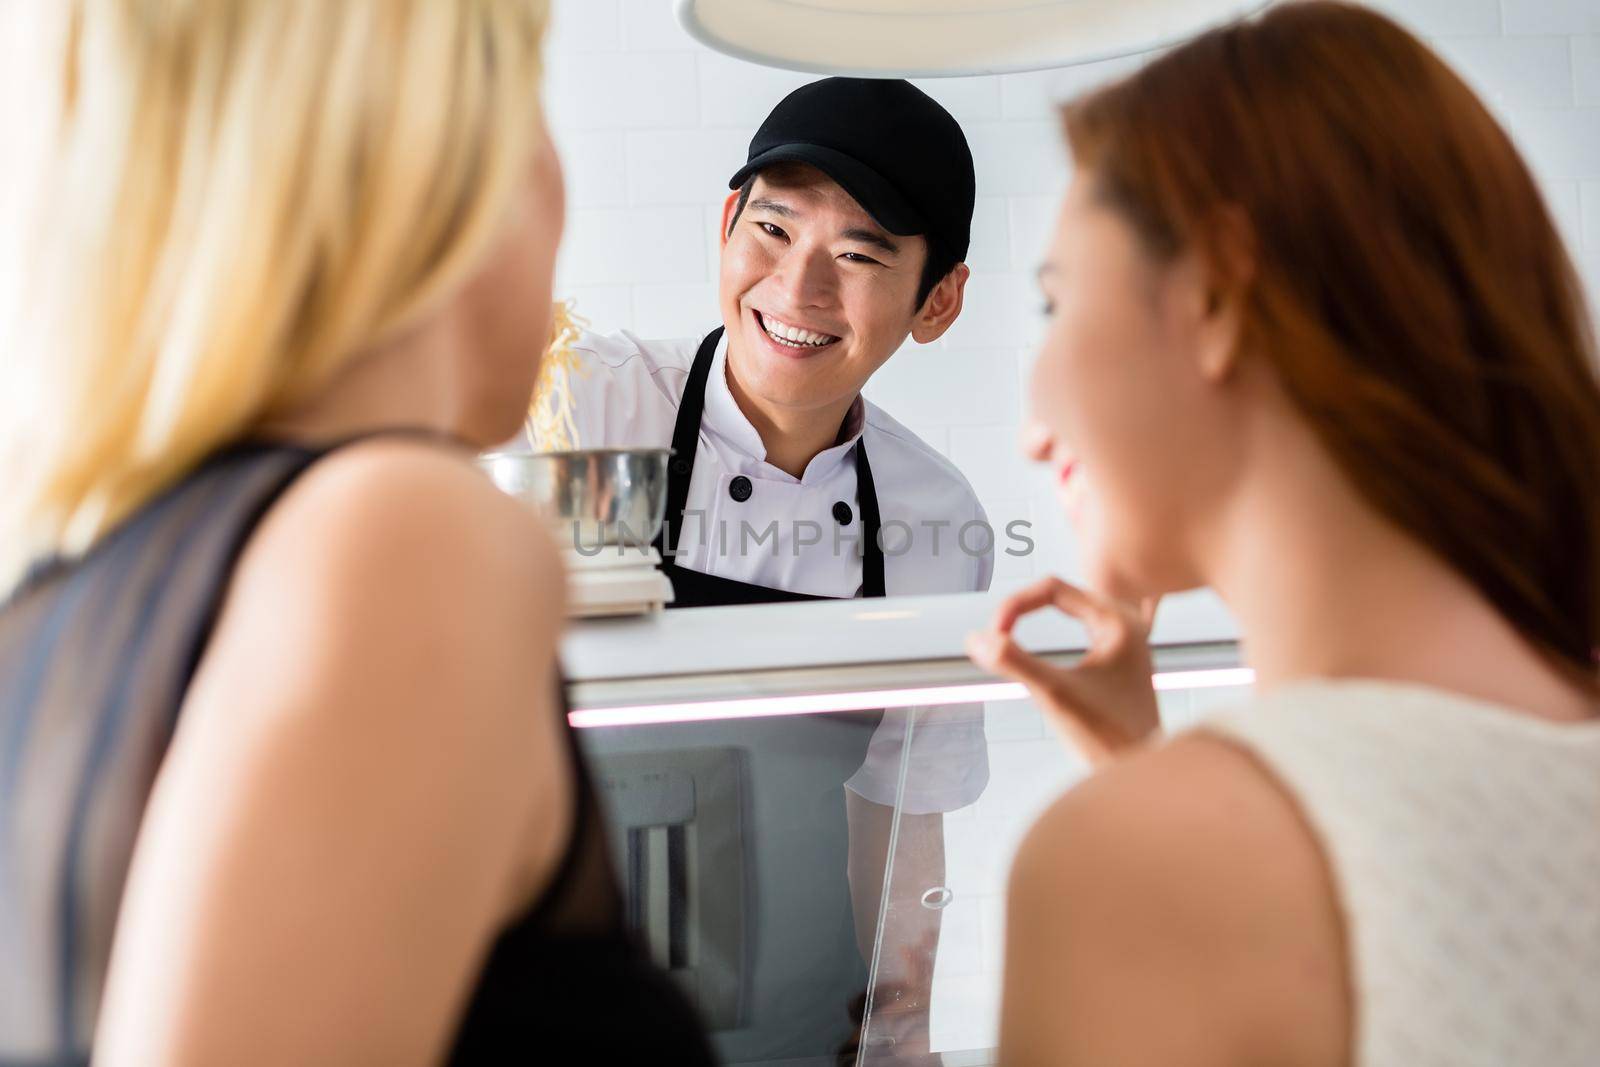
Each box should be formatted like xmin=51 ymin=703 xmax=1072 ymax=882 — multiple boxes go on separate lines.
xmin=477 ymin=448 xmax=672 ymax=548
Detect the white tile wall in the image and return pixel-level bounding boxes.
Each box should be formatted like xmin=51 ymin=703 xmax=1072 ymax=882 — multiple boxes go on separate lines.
xmin=560 ymin=205 xmax=706 ymax=285
xmin=1583 ymin=181 xmax=1600 ymax=246
xmin=1501 ymin=0 xmax=1600 ymax=35
xmin=559 ymin=131 xmax=629 ymax=208
xmin=619 ymin=0 xmax=683 ymax=51
xmin=1432 ymin=35 xmax=1574 ymax=107
xmin=1369 ymin=0 xmax=1503 ymax=36
xmin=544 ymin=0 xmax=1600 ymax=622
xmin=1576 ymin=35 xmax=1600 ymax=102
xmin=546 ymin=50 xmax=698 ymax=130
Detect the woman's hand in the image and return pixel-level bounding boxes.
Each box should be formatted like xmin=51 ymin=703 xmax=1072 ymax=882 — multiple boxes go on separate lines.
xmin=966 ymin=577 xmax=1160 ymax=767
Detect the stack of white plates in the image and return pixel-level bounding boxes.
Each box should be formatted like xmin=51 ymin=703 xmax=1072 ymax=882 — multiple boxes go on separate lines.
xmin=563 ymin=544 xmax=675 ymax=618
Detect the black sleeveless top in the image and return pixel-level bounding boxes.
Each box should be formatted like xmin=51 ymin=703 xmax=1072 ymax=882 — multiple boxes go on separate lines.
xmin=0 ymin=436 xmax=716 ymax=1066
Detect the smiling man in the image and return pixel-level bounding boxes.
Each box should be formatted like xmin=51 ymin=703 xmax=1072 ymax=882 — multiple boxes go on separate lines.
xmin=550 ymin=78 xmax=991 ymax=1063
xmin=557 ymin=77 xmax=989 ymax=601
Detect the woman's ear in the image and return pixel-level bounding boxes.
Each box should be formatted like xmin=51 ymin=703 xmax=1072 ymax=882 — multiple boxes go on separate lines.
xmin=1195 ymin=281 xmax=1243 ymax=383
xmin=910 ymin=263 xmax=971 ymax=344
xmin=1194 ymin=209 xmax=1257 ymax=383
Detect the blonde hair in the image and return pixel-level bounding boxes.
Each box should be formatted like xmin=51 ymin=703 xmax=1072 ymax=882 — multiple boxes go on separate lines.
xmin=0 ymin=0 xmax=552 ymax=591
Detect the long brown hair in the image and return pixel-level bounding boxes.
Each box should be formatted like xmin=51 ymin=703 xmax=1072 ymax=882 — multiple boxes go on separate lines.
xmin=1064 ymin=0 xmax=1600 ymax=686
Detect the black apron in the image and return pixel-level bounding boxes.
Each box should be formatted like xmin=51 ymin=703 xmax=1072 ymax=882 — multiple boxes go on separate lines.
xmin=653 ymin=326 xmax=886 ymax=606
xmin=585 ymin=327 xmax=890 ymax=1065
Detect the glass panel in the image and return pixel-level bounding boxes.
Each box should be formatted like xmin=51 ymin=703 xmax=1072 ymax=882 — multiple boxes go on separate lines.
xmin=574 ymin=646 xmax=1250 ymax=1065
xmin=577 ymin=705 xmax=922 ymax=1065
xmin=860 ymin=669 xmax=1255 ymax=1064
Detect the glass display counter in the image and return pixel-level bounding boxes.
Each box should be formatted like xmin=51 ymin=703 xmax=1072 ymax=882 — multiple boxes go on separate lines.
xmin=563 ymin=592 xmax=1248 ymax=1065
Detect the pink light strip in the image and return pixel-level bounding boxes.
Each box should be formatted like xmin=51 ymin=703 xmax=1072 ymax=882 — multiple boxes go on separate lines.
xmin=568 ymin=666 xmax=1257 ymax=729
xmin=1153 ymin=667 xmax=1256 ymax=691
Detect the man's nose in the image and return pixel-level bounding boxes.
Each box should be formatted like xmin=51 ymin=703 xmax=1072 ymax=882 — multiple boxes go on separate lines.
xmin=772 ymin=243 xmax=837 ymax=308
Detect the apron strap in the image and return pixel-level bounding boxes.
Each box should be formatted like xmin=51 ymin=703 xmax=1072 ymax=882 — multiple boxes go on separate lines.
xmin=853 ymin=439 xmax=886 ymax=599
xmin=659 ymin=328 xmax=723 ymax=560
xmin=656 ymin=325 xmax=887 ymax=599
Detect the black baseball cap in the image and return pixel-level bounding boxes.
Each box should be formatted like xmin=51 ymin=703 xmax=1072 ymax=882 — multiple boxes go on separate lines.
xmin=728 ymin=78 xmax=976 ymax=263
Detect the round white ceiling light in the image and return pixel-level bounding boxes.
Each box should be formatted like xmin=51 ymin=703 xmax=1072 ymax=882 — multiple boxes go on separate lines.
xmin=675 ymin=0 xmax=1268 ymax=78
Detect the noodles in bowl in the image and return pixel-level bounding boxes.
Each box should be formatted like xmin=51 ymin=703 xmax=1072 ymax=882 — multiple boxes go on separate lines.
xmin=526 ymin=299 xmax=589 ymax=453
xmin=481 ymin=301 xmax=671 ymax=549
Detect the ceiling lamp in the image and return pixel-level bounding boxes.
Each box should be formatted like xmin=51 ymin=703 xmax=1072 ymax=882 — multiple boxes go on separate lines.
xmin=675 ymin=0 xmax=1266 ymax=77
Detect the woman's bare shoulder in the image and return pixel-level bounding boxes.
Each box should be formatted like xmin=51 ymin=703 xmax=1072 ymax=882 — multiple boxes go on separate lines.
xmin=1001 ymin=733 xmax=1349 ymax=1067
xmin=239 ymin=438 xmax=566 ymax=620
xmin=192 ymin=433 xmax=571 ymax=763
xmin=100 ymin=440 xmax=576 ymax=1063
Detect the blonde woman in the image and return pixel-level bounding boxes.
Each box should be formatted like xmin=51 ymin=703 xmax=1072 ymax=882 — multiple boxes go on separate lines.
xmin=0 ymin=3 xmax=713 ymax=1064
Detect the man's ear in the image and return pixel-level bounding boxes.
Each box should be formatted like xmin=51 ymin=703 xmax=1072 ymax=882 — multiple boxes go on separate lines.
xmin=910 ymin=263 xmax=970 ymax=344
xmin=719 ymin=190 xmax=741 ymax=249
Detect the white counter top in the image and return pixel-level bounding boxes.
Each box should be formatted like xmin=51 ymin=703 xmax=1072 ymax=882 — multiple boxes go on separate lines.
xmin=561 ymin=588 xmax=1239 ymax=685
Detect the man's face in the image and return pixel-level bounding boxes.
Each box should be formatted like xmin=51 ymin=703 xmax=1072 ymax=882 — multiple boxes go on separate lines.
xmin=719 ymin=164 xmax=930 ymax=417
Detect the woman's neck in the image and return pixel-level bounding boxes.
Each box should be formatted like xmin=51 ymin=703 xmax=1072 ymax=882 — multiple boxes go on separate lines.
xmin=1202 ymin=423 xmax=1595 ymax=723
xmin=256 ymin=321 xmax=457 ymax=447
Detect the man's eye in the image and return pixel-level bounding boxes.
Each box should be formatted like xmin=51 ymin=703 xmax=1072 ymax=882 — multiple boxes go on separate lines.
xmin=842 ymin=253 xmax=881 ymax=265
xmin=1040 ymin=301 xmax=1056 ymax=317
xmin=758 ymin=222 xmax=787 ymax=239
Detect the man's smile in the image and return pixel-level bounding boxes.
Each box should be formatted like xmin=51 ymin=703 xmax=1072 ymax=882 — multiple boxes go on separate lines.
xmin=752 ymin=308 xmax=841 ymax=354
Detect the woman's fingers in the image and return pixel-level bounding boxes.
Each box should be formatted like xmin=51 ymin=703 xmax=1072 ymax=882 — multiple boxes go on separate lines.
xmin=990 ymin=577 xmax=1139 ymax=669
xmin=966 ymin=630 xmax=1128 ymax=765
xmin=991 ymin=576 xmax=1115 ymax=635
xmin=971 ymin=578 xmax=1163 ymax=766
xmin=966 ymin=630 xmax=1078 ymax=709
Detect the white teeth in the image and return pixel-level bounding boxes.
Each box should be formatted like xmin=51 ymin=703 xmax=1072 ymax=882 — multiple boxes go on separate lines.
xmin=761 ymin=314 xmax=836 ymax=347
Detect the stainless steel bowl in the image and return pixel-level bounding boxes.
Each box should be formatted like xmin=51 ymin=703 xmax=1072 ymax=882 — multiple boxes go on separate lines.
xmin=477 ymin=448 xmax=672 ymax=548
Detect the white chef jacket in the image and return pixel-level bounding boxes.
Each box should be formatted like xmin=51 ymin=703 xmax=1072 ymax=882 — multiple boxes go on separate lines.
xmin=536 ymin=328 xmax=992 ymax=813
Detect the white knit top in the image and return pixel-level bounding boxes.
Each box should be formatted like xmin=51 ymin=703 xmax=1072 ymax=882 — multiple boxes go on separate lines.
xmin=1201 ymin=679 xmax=1600 ymax=1067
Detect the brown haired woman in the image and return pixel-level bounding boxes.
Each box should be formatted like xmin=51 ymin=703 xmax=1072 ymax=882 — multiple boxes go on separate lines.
xmin=966 ymin=3 xmax=1600 ymax=1065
